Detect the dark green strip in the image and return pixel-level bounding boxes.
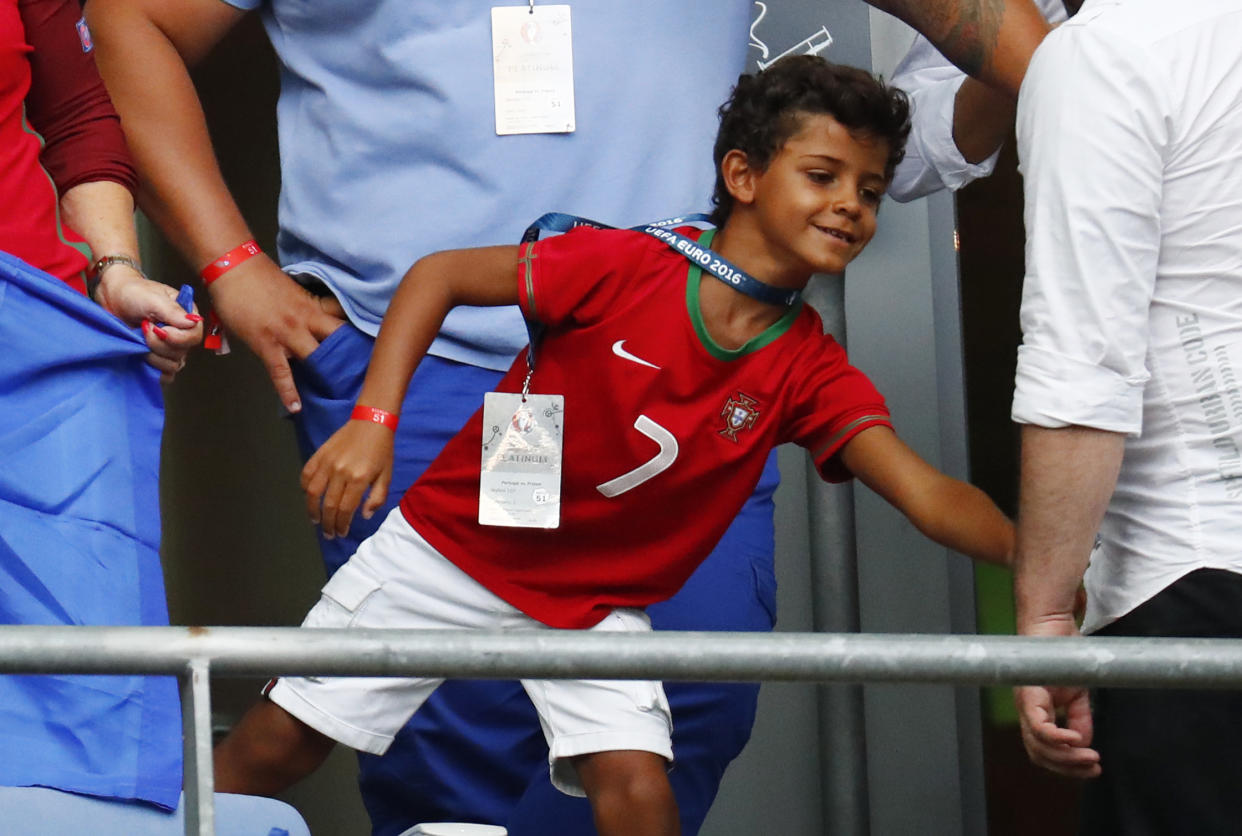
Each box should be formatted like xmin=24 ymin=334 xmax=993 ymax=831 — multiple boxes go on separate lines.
xmin=686 ymin=228 xmax=803 ymax=362
xmin=22 ymin=106 xmax=93 ymax=274
xmin=519 ymin=244 xmax=538 ymax=318
xmin=812 ymin=414 xmax=889 ymax=459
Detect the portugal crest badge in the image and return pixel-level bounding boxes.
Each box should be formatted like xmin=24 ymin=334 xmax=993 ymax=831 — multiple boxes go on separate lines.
xmin=719 ymin=391 xmax=761 ymax=443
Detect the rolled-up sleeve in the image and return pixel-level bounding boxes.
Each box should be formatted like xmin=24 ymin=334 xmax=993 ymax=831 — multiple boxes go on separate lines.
xmin=888 ymin=0 xmax=1065 ymax=203
xmin=888 ymin=41 xmax=999 ymax=202
xmin=20 ymin=0 xmax=135 ymax=195
xmin=1011 ymin=18 xmax=1168 ymax=434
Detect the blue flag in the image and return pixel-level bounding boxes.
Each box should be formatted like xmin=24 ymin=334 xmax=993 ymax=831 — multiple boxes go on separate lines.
xmin=0 ymin=252 xmax=182 ymax=809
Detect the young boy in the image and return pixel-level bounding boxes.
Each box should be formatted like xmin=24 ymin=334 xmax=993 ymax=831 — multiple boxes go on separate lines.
xmin=215 ymin=56 xmax=1013 ymax=836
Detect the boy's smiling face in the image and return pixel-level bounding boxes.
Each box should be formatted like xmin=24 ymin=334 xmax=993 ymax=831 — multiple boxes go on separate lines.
xmin=739 ymin=112 xmax=889 ymax=280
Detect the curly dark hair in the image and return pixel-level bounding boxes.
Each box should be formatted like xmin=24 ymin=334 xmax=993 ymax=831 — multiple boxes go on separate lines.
xmin=709 ymin=55 xmax=911 ymax=226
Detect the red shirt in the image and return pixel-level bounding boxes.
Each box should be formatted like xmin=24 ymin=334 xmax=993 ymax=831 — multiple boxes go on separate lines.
xmin=1 ymin=0 xmax=135 ymax=290
xmin=402 ymin=226 xmax=891 ymax=628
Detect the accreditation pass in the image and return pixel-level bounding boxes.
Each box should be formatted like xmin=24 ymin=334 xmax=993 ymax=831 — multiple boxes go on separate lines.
xmin=491 ymin=5 xmax=575 ymax=135
xmin=480 ymin=392 xmax=564 ymax=528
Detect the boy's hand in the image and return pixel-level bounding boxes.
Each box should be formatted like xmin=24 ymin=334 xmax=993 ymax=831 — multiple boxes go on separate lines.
xmin=301 ymin=420 xmax=394 ymax=539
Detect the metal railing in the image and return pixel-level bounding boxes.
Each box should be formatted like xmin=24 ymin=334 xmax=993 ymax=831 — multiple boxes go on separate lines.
xmin=3 ymin=625 xmax=1241 ymax=836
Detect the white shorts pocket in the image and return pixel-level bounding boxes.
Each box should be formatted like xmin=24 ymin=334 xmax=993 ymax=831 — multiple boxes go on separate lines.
xmin=307 ymin=561 xmax=384 ymax=628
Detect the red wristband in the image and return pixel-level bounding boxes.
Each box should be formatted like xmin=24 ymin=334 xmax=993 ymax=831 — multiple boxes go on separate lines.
xmin=351 ymin=405 xmax=399 ymax=431
xmin=201 ymin=240 xmax=262 ymax=284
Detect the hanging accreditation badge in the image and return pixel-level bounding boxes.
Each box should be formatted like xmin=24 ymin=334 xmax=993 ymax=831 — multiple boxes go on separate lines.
xmin=490 ymin=4 xmax=575 ymax=135
xmin=480 ymin=392 xmax=564 ymax=528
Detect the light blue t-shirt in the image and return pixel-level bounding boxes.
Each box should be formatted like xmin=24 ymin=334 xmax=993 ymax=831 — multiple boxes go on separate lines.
xmin=223 ymin=0 xmax=752 ymax=369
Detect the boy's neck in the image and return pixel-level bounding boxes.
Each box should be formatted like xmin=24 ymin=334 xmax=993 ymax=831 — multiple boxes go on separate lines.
xmin=695 ymin=220 xmax=810 ymax=350
xmin=712 ymin=215 xmax=814 ymax=292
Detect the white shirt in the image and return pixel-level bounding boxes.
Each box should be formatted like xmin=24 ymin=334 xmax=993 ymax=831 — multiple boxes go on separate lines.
xmin=1012 ymin=0 xmax=1242 ymax=632
xmin=889 ymin=0 xmax=1067 ymax=201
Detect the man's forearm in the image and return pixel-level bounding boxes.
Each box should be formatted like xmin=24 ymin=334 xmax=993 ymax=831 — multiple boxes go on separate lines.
xmin=866 ymin=0 xmax=1049 ymax=98
xmin=1014 ymin=425 xmax=1125 ymax=633
xmin=88 ymin=0 xmax=251 ymax=270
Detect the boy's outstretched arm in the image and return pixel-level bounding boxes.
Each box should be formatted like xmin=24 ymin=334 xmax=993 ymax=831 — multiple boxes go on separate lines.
xmin=839 ymin=426 xmax=1013 ymax=566
xmin=302 ymin=245 xmax=521 ymax=537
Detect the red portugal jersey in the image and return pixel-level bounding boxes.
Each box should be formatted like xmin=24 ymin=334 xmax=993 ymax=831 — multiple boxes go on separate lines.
xmin=401 ymin=226 xmax=890 ymax=628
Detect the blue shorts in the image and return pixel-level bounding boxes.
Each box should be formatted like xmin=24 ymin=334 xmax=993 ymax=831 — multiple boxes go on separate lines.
xmin=292 ymin=323 xmax=778 ymax=835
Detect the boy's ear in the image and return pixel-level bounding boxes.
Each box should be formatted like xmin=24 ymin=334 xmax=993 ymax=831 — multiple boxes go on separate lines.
xmin=720 ymin=149 xmax=758 ymax=207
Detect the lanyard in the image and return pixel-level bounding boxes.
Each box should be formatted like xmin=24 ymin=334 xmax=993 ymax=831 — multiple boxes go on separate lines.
xmin=521 ymin=212 xmax=801 ymax=308
xmin=517 ymin=212 xmax=801 ymax=379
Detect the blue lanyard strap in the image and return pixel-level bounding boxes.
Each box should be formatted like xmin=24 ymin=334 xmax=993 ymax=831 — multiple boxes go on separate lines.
xmin=521 ymin=211 xmax=617 ymax=243
xmin=634 ymin=224 xmax=800 ymax=307
xmin=521 ymin=212 xmax=801 ymax=308
xmin=518 ymin=212 xmax=801 ymax=372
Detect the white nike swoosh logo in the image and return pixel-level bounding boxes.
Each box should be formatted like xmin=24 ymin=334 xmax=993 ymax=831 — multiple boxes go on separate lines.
xmin=612 ymin=339 xmax=661 ymax=370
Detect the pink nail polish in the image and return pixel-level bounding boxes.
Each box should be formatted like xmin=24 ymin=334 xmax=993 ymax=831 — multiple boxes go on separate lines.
xmin=186 ymin=313 xmax=203 ymax=323
xmin=152 ymin=326 xmax=170 ymax=340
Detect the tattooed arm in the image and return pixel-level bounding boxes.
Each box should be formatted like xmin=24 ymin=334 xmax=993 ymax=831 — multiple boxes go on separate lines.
xmin=866 ymin=0 xmax=1049 ymax=98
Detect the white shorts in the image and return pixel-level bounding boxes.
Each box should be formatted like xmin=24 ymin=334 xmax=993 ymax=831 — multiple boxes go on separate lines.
xmin=267 ymin=508 xmax=673 ymax=796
